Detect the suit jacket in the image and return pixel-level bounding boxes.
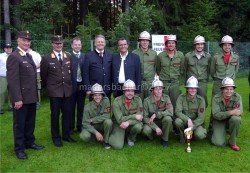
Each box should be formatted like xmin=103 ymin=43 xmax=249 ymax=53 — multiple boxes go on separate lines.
xmin=83 ymin=50 xmax=113 ymax=93
xmin=6 ymin=48 xmax=38 ymax=104
xmin=70 ymin=52 xmax=85 ymax=93
xmin=40 ymin=51 xmax=72 ymax=98
xmin=112 ymin=52 xmax=141 ymax=96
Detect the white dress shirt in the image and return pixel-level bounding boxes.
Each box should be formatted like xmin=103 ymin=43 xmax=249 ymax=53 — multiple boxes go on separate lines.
xmin=118 ymin=52 xmax=128 ymax=84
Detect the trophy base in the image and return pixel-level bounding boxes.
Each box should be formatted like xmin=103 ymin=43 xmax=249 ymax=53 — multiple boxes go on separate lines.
xmin=186 ymin=148 xmax=192 ymax=153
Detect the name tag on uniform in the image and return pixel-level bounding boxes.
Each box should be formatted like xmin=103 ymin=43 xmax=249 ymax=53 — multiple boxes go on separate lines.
xmin=50 ymin=63 xmax=55 ymax=65
xmin=23 ymin=61 xmax=28 ymax=63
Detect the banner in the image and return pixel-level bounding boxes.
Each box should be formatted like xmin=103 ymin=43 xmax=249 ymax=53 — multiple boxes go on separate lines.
xmin=152 ymin=35 xmax=175 ymax=55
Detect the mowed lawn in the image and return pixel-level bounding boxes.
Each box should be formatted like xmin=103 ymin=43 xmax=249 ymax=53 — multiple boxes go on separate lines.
xmin=0 ymin=78 xmax=249 ymax=172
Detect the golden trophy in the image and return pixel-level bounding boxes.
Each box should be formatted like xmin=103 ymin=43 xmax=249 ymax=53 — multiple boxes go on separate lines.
xmin=184 ymin=127 xmax=193 ymax=153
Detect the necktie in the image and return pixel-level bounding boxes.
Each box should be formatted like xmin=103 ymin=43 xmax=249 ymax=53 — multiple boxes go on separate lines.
xmin=26 ymin=53 xmax=35 ymax=65
xmin=58 ymin=53 xmax=63 ymax=65
xmin=99 ymin=51 xmax=103 ymax=58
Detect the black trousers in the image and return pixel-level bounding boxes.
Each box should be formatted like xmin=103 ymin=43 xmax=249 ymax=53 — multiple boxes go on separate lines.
xmin=50 ymin=96 xmax=71 ymax=142
xmin=13 ymin=103 xmax=36 ymax=153
xmin=70 ymin=82 xmax=86 ymax=131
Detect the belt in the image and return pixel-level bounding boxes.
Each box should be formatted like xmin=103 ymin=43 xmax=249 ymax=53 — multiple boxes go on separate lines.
xmin=162 ymin=79 xmax=179 ymax=83
xmin=198 ymin=79 xmax=207 ymax=82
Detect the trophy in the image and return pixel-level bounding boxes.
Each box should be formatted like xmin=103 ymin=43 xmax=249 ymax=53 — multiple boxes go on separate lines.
xmin=184 ymin=127 xmax=193 ymax=153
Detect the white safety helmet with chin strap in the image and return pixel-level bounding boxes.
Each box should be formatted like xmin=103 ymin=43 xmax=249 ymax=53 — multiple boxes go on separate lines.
xmin=185 ymin=76 xmax=199 ymax=88
xmin=194 ymin=35 xmax=205 ymax=44
xmin=150 ymin=79 xmax=165 ymax=91
xmin=219 ymin=35 xmax=234 ymax=47
xmin=123 ymin=79 xmax=136 ymax=90
xmin=90 ymin=83 xmax=105 ymax=95
xmin=165 ymin=34 xmax=177 ymax=45
xmin=138 ymin=31 xmax=151 ymax=41
xmin=221 ymin=77 xmax=236 ymax=89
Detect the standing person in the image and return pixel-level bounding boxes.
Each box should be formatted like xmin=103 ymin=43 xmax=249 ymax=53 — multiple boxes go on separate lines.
xmin=109 ymin=79 xmax=143 ymax=149
xmin=156 ymin=34 xmax=185 ymax=135
xmin=142 ymin=79 xmax=173 ymax=147
xmin=70 ymin=38 xmax=85 ymax=134
xmin=211 ymin=77 xmax=242 ymax=151
xmin=208 ymin=35 xmax=240 ymax=134
xmin=133 ymin=31 xmax=157 ymax=102
xmin=79 ymin=84 xmax=113 ymax=149
xmin=83 ymin=35 xmax=113 ymax=100
xmin=175 ymin=76 xmax=207 ymax=144
xmin=27 ymin=48 xmax=42 ymax=110
xmin=0 ymin=43 xmax=13 ymax=114
xmin=41 ymin=35 xmax=76 ymax=147
xmin=185 ymin=35 xmax=211 ymax=107
xmin=7 ymin=31 xmax=44 ymax=160
xmin=112 ymin=38 xmax=141 ymax=98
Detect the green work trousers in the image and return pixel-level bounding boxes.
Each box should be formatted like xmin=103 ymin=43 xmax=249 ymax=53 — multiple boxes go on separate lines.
xmin=140 ymin=80 xmax=153 ymax=103
xmin=0 ymin=76 xmax=11 ymax=110
xmin=37 ymin=72 xmax=41 ymax=106
xmin=197 ymin=81 xmax=208 ymax=108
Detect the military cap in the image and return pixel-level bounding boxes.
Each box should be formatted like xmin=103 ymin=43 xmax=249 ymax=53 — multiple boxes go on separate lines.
xmin=18 ymin=31 xmax=32 ymax=40
xmin=51 ymin=35 xmax=64 ymax=43
xmin=4 ymin=44 xmax=12 ymax=48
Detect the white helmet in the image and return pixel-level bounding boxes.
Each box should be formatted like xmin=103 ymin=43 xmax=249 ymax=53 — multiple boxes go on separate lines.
xmin=90 ymin=83 xmax=105 ymax=95
xmin=194 ymin=35 xmax=205 ymax=44
xmin=138 ymin=31 xmax=151 ymax=41
xmin=123 ymin=79 xmax=136 ymax=90
xmin=165 ymin=34 xmax=177 ymax=45
xmin=185 ymin=76 xmax=199 ymax=88
xmin=219 ymin=35 xmax=234 ymax=47
xmin=221 ymin=77 xmax=236 ymax=89
xmin=150 ymin=79 xmax=165 ymax=91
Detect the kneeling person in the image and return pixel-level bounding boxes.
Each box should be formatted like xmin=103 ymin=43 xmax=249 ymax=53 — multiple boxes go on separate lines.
xmin=211 ymin=77 xmax=242 ymax=151
xmin=80 ymin=84 xmax=113 ymax=149
xmin=175 ymin=76 xmax=207 ymax=144
xmin=109 ymin=79 xmax=143 ymax=149
xmin=142 ymin=79 xmax=173 ymax=147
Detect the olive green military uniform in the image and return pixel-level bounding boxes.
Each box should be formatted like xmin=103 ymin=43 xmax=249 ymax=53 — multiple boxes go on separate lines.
xmin=109 ymin=95 xmax=143 ymax=149
xmin=156 ymin=50 xmax=185 ymax=111
xmin=209 ymin=52 xmax=239 ymax=131
xmin=142 ymin=94 xmax=173 ymax=141
xmin=185 ymin=51 xmax=211 ymax=107
xmin=175 ymin=94 xmax=207 ymax=141
xmin=211 ymin=92 xmax=242 ymax=146
xmin=80 ymin=97 xmax=113 ymax=143
xmin=133 ymin=48 xmax=157 ymax=102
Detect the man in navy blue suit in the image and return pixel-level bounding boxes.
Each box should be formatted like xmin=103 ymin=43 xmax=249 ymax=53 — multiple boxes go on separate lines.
xmin=83 ymin=35 xmax=113 ymax=100
xmin=70 ymin=38 xmax=86 ymax=133
xmin=112 ymin=38 xmax=141 ymax=98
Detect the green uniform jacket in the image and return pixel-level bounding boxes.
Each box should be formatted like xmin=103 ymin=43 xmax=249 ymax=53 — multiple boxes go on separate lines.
xmin=210 ymin=52 xmax=239 ymax=80
xmin=175 ymin=94 xmax=205 ymax=129
xmin=82 ymin=97 xmax=111 ymax=134
xmin=112 ymin=95 xmax=143 ymax=125
xmin=143 ymin=94 xmax=173 ymax=130
xmin=156 ymin=50 xmax=184 ymax=80
xmin=184 ymin=51 xmax=211 ymax=81
xmin=212 ymin=92 xmax=243 ymax=120
xmin=132 ymin=48 xmax=157 ymax=81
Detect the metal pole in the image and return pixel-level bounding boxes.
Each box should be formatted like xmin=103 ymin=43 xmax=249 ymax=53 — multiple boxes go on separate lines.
xmin=90 ymin=40 xmax=93 ymax=51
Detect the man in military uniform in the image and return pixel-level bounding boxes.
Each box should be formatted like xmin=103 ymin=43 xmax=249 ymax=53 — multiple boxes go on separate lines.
xmin=133 ymin=31 xmax=157 ymax=102
xmin=142 ymin=79 xmax=173 ymax=147
xmin=80 ymin=84 xmax=113 ymax=149
xmin=175 ymin=76 xmax=207 ymax=144
xmin=109 ymin=79 xmax=143 ymax=149
xmin=185 ymin=35 xmax=211 ymax=107
xmin=208 ymin=35 xmax=240 ymax=134
xmin=156 ymin=34 xmax=185 ymax=135
xmin=41 ymin=35 xmax=76 ymax=147
xmin=211 ymin=77 xmax=242 ymax=151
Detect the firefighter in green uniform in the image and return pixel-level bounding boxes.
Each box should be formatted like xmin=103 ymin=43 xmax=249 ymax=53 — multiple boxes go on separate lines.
xmin=109 ymin=79 xmax=143 ymax=149
xmin=211 ymin=77 xmax=242 ymax=151
xmin=142 ymin=79 xmax=173 ymax=147
xmin=175 ymin=76 xmax=207 ymax=144
xmin=79 ymin=83 xmax=113 ymax=149
xmin=185 ymin=35 xmax=211 ymax=107
xmin=208 ymin=35 xmax=240 ymax=134
xmin=156 ymin=34 xmax=185 ymax=135
xmin=133 ymin=31 xmax=157 ymax=102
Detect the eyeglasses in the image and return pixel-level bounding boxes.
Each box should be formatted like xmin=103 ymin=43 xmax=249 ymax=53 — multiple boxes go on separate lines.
xmin=118 ymin=44 xmax=127 ymax=47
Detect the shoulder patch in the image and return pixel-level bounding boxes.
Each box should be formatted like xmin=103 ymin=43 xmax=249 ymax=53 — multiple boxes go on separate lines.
xmin=235 ymin=103 xmax=240 ymax=108
xmin=200 ymin=108 xmax=204 ymax=113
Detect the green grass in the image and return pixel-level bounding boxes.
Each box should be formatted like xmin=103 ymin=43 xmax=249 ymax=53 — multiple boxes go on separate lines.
xmin=1 ymin=78 xmax=249 ymax=172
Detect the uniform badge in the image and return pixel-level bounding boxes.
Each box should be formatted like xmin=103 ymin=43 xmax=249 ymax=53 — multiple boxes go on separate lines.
xmin=63 ymin=53 xmax=67 ymax=58
xmin=51 ymin=53 xmax=55 ymax=58
xmin=140 ymin=107 xmax=143 ymax=112
xmin=19 ymin=51 xmax=25 ymax=56
xmin=65 ymin=61 xmax=71 ymax=64
xmin=106 ymin=106 xmax=111 ymax=113
xmin=235 ymin=103 xmax=240 ymax=108
xmin=200 ymin=108 xmax=204 ymax=113
xmin=167 ymin=103 xmax=173 ymax=109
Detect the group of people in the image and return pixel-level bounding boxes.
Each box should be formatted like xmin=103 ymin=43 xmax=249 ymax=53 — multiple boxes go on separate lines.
xmin=2 ymin=30 xmax=243 ymax=160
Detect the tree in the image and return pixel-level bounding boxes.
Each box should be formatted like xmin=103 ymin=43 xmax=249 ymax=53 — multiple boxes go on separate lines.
xmin=3 ymin=0 xmax=11 ymax=42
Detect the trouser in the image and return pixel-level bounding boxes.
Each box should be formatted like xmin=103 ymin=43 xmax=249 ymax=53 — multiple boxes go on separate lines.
xmin=0 ymin=76 xmax=11 ymax=110
xmin=36 ymin=72 xmax=41 ymax=106
xmin=140 ymin=80 xmax=153 ymax=103
xmin=79 ymin=119 xmax=113 ymax=143
xmin=175 ymin=118 xmax=207 ymax=141
xmin=13 ymin=103 xmax=36 ymax=153
xmin=109 ymin=122 xmax=142 ymax=150
xmin=142 ymin=116 xmax=172 ymax=141
xmin=197 ymin=80 xmax=208 ymax=108
xmin=211 ymin=116 xmax=241 ymax=146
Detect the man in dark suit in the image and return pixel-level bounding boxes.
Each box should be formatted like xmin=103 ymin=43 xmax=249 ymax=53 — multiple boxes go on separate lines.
xmin=112 ymin=37 xmax=141 ymax=98
xmin=70 ymin=38 xmax=85 ymax=134
xmin=41 ymin=35 xmax=76 ymax=147
xmin=7 ymin=31 xmax=44 ymax=160
xmin=83 ymin=35 xmax=113 ymax=100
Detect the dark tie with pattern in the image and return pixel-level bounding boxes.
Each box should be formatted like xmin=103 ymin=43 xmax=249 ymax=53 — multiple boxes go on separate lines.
xmin=99 ymin=51 xmax=103 ymax=58
xmin=26 ymin=53 xmax=35 ymax=65
xmin=58 ymin=53 xmax=63 ymax=65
